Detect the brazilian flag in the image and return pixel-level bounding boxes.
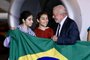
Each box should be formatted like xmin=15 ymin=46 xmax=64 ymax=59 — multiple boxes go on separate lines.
xmin=9 ymin=29 xmax=90 ymax=60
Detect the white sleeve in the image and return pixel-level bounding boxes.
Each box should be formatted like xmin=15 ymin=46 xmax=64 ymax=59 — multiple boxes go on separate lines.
xmin=3 ymin=36 xmax=10 ymax=47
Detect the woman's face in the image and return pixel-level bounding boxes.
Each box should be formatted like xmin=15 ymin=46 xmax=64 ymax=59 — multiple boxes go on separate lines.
xmin=38 ymin=14 xmax=48 ymax=27
xmin=24 ymin=15 xmax=33 ymax=27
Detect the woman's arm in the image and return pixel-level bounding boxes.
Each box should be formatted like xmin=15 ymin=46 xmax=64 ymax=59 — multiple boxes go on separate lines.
xmin=87 ymin=31 xmax=90 ymax=41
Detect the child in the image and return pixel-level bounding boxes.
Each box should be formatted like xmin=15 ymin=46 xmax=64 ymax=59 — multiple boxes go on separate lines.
xmin=34 ymin=11 xmax=54 ymax=38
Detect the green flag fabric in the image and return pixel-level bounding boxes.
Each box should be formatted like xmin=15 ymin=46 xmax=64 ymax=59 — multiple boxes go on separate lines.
xmin=9 ymin=29 xmax=90 ymax=60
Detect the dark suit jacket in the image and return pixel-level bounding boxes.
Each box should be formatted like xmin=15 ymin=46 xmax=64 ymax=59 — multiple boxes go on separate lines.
xmin=57 ymin=17 xmax=80 ymax=45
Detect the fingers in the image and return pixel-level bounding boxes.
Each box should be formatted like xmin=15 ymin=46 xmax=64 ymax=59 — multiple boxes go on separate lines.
xmin=51 ymin=35 xmax=58 ymax=42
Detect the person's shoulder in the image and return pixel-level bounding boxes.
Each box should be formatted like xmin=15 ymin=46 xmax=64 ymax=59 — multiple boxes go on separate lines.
xmin=66 ymin=17 xmax=79 ymax=28
xmin=47 ymin=27 xmax=54 ymax=32
xmin=67 ymin=17 xmax=75 ymax=22
xmin=65 ymin=17 xmax=75 ymax=26
xmin=67 ymin=17 xmax=77 ymax=25
xmin=48 ymin=27 xmax=53 ymax=30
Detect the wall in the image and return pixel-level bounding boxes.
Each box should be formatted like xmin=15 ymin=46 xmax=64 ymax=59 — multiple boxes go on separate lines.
xmin=77 ymin=0 xmax=90 ymax=40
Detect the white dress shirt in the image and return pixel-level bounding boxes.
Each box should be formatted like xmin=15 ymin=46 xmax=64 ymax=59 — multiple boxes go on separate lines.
xmin=56 ymin=16 xmax=67 ymax=36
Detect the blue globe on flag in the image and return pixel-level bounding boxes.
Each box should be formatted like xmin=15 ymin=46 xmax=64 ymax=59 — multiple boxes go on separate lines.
xmin=37 ymin=56 xmax=59 ymax=60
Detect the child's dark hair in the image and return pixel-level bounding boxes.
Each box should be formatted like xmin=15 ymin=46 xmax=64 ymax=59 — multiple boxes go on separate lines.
xmin=19 ymin=11 xmax=32 ymax=24
xmin=36 ymin=11 xmax=48 ymax=20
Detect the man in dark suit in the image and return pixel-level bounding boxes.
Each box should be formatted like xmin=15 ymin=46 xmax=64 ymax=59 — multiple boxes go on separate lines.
xmin=52 ymin=5 xmax=80 ymax=45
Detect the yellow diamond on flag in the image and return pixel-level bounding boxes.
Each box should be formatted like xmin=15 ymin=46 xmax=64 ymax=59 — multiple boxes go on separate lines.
xmin=19 ymin=48 xmax=68 ymax=60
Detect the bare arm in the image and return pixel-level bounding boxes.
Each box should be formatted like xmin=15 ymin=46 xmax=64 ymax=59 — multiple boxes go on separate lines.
xmin=87 ymin=31 xmax=90 ymax=41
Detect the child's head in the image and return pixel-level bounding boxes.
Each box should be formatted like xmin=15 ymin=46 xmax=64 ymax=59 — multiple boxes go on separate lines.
xmin=36 ymin=11 xmax=49 ymax=27
xmin=19 ymin=11 xmax=33 ymax=27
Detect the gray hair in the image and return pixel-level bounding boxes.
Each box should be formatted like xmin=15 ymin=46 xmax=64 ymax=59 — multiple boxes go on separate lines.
xmin=53 ymin=5 xmax=67 ymax=14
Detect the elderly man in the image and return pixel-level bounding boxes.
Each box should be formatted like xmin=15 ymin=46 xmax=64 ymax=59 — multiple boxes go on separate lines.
xmin=52 ymin=5 xmax=80 ymax=45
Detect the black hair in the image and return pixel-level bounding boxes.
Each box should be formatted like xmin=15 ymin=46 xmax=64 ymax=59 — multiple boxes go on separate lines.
xmin=36 ymin=11 xmax=48 ymax=20
xmin=35 ymin=11 xmax=48 ymax=28
xmin=19 ymin=11 xmax=32 ymax=24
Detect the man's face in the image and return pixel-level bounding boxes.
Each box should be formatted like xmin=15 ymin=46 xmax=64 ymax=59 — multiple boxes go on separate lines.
xmin=53 ymin=9 xmax=63 ymax=23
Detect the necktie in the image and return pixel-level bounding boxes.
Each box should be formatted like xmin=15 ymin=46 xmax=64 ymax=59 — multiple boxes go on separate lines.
xmin=57 ymin=24 xmax=61 ymax=37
